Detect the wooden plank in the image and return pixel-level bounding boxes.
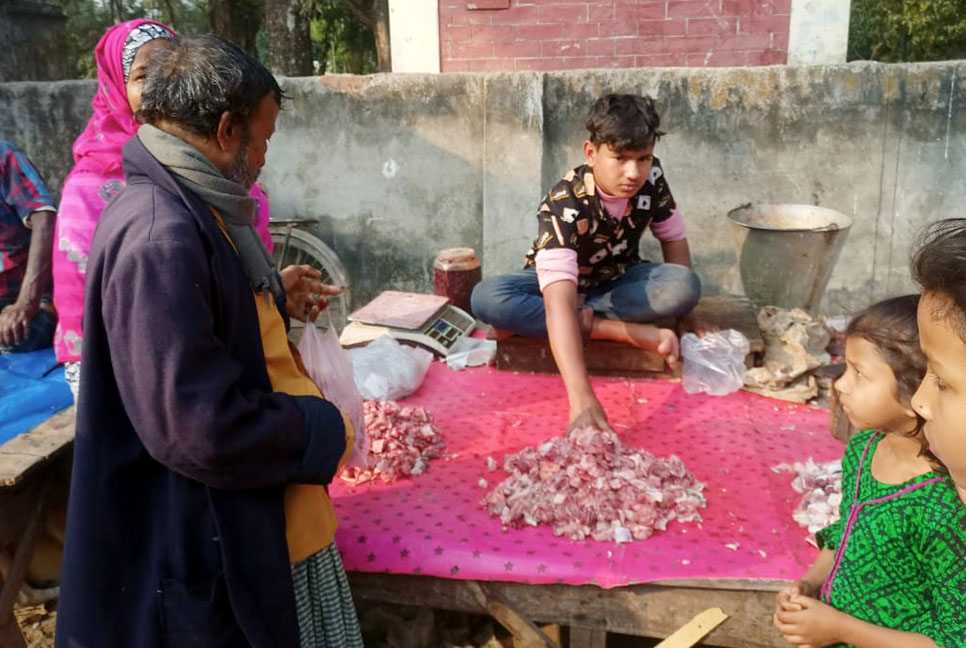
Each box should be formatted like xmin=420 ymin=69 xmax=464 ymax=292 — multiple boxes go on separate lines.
xmin=0 ymin=407 xmax=75 ymax=488
xmin=655 ymin=607 xmax=728 ymax=648
xmin=495 ymin=294 xmax=761 ymax=377
xmin=0 ymin=486 xmax=48 ymax=625
xmin=690 ymin=294 xmax=763 ymax=354
xmin=569 ymin=626 xmax=606 ymax=648
xmin=0 ymin=616 xmax=27 ymax=648
xmin=466 ymin=581 xmax=560 ymax=648
xmin=496 ymin=336 xmax=671 ymax=377
xmin=347 ymin=573 xmax=785 ymax=648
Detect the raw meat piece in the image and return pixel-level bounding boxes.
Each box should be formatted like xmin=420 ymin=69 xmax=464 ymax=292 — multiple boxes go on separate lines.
xmin=772 ymin=459 xmax=842 ymax=535
xmin=341 ymin=400 xmax=445 ymax=484
xmin=481 ymin=427 xmax=706 ymax=542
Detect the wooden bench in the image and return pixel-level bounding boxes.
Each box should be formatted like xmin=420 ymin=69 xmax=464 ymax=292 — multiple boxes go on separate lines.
xmin=495 ymin=294 xmax=764 ymax=377
xmin=348 ymin=572 xmax=786 ymax=648
xmin=0 ymin=407 xmax=74 ymax=648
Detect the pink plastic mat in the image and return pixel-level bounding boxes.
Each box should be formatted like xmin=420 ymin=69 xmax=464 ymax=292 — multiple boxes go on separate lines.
xmin=331 ymin=363 xmax=842 ymax=588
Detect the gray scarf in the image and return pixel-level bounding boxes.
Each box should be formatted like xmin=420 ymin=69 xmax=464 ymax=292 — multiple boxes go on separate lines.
xmin=138 ymin=124 xmax=280 ymax=299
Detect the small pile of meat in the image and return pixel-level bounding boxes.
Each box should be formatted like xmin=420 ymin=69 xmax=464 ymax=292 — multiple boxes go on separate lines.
xmin=772 ymin=459 xmax=842 ymax=535
xmin=340 ymin=400 xmax=445 ymax=485
xmin=481 ymin=427 xmax=706 ymax=542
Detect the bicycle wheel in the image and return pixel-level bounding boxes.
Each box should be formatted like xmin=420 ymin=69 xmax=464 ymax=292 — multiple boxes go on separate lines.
xmin=269 ymin=224 xmax=352 ymax=333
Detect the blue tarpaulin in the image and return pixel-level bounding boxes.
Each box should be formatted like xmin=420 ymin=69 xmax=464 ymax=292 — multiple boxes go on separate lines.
xmin=0 ymin=348 xmax=73 ymax=446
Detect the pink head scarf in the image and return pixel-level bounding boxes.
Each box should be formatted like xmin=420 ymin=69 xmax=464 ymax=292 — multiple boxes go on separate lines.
xmin=70 ymin=19 xmax=177 ymax=177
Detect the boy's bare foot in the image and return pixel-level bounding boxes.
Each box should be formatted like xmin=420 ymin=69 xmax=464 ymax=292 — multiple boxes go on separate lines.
xmin=591 ymin=319 xmax=680 ymax=369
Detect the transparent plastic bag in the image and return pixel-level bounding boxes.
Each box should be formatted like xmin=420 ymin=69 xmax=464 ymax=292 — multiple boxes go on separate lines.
xmin=297 ymin=313 xmax=369 ymax=469
xmin=681 ymin=329 xmax=750 ymax=396
xmin=348 ymin=335 xmax=433 ymax=401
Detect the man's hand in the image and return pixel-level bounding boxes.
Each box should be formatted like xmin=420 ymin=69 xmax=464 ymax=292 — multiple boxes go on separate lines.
xmin=279 ymin=265 xmax=341 ymax=323
xmin=0 ymin=299 xmax=39 ymax=347
xmin=568 ymin=395 xmax=614 ymax=433
xmin=773 ymin=594 xmax=843 ymax=648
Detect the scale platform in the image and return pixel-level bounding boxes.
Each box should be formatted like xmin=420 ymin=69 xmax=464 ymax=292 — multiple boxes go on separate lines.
xmin=339 ymin=291 xmax=476 ymax=357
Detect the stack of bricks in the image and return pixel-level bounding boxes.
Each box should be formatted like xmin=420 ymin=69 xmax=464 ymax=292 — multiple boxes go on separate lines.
xmin=439 ymin=0 xmax=791 ymax=72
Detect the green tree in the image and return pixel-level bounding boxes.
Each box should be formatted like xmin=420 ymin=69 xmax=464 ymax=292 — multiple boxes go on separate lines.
xmin=308 ymin=2 xmax=377 ymax=74
xmin=849 ymin=0 xmax=966 ymax=62
xmin=50 ymin=0 xmax=209 ymax=78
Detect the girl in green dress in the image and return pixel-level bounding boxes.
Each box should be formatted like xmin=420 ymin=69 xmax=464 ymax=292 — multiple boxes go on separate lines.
xmin=773 ymin=295 xmax=966 ymax=648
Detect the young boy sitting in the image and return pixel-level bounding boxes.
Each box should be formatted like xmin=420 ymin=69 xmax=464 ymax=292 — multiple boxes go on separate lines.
xmin=471 ymin=94 xmax=706 ymax=433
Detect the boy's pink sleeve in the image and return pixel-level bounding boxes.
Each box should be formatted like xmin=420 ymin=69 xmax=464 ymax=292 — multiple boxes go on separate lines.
xmin=535 ymin=248 xmax=578 ymax=291
xmin=650 ymin=206 xmax=687 ymax=242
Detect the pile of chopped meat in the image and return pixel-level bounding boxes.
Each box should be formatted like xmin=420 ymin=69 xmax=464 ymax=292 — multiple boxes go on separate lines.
xmin=772 ymin=459 xmax=842 ymax=535
xmin=481 ymin=427 xmax=707 ymax=542
xmin=340 ymin=400 xmax=445 ymax=485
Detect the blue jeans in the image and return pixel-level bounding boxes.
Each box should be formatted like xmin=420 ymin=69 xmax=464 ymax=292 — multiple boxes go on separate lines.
xmin=0 ymin=296 xmax=57 ymax=353
xmin=471 ymin=263 xmax=701 ymax=339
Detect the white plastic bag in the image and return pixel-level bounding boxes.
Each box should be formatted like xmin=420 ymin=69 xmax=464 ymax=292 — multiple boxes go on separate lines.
xmin=348 ymin=335 xmax=433 ymax=401
xmin=297 ymin=315 xmax=369 ymax=469
xmin=681 ymin=329 xmax=750 ymax=396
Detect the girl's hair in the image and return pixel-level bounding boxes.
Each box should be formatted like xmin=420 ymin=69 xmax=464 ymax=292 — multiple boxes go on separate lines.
xmin=912 ymin=218 xmax=966 ymax=341
xmin=847 ymin=295 xmax=937 ymax=462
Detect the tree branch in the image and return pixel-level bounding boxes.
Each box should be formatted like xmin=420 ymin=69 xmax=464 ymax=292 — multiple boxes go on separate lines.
xmin=342 ymin=0 xmax=373 ymax=29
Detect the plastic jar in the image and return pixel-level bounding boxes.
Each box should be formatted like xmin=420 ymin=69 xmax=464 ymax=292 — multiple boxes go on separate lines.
xmin=433 ymin=247 xmax=481 ymax=313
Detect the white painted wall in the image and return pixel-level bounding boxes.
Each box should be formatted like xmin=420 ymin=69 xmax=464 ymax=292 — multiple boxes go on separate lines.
xmin=388 ymin=0 xmax=440 ymax=73
xmin=787 ymin=0 xmax=851 ymax=65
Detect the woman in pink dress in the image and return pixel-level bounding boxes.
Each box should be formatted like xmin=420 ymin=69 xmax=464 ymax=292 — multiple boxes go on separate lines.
xmin=53 ymin=20 xmax=274 ymax=396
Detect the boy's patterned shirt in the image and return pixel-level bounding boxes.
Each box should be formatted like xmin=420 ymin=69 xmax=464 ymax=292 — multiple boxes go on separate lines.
xmin=0 ymin=141 xmax=56 ymax=299
xmin=816 ymin=430 xmax=966 ymax=648
xmin=524 ymin=159 xmax=676 ymax=289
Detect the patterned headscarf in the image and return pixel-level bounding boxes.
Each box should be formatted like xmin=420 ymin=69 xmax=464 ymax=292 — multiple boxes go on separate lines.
xmin=122 ymin=23 xmax=175 ymax=83
xmin=69 ymin=19 xmax=178 ymax=177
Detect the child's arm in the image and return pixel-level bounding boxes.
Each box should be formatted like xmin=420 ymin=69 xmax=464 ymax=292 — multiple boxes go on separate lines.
xmin=543 ymin=280 xmax=612 ymax=433
xmin=775 ymin=546 xmax=835 ymax=615
xmin=775 ymin=596 xmax=941 ymax=648
xmin=660 ymin=238 xmax=692 ymax=267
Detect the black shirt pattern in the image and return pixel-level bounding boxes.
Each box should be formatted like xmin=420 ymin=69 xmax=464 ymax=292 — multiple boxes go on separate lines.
xmin=524 ymin=159 xmax=676 ymax=289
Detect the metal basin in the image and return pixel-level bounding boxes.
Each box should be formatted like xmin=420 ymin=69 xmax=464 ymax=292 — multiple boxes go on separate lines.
xmin=727 ymin=204 xmax=853 ymax=312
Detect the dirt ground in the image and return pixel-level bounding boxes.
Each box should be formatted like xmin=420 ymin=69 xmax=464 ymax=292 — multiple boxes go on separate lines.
xmin=15 ymin=601 xmax=679 ymax=648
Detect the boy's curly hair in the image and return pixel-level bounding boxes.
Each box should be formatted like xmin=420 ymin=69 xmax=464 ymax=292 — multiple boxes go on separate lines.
xmin=585 ymin=94 xmax=664 ymax=152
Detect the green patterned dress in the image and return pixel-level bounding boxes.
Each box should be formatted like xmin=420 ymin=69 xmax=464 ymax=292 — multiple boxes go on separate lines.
xmin=816 ymin=430 xmax=966 ymax=648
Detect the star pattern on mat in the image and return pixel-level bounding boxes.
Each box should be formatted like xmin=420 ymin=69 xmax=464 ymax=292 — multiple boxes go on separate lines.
xmin=504 ymin=561 xmax=513 ymax=572
xmin=357 ymin=535 xmax=367 ymax=544
xmin=537 ymin=564 xmax=547 ymax=574
xmin=400 ymin=549 xmax=410 ymax=558
xmin=366 ymin=553 xmax=376 ymax=563
xmin=392 ymin=535 xmax=401 ymax=544
xmin=451 ymin=566 xmax=460 ymax=575
xmin=434 ymin=546 xmax=444 ymax=555
xmin=472 ymin=550 xmax=481 ymax=558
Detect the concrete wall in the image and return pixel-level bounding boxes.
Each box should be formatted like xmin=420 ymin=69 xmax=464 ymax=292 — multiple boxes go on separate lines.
xmin=2 ymin=63 xmax=965 ymax=315
xmin=0 ymin=1 xmax=70 ymax=82
xmin=438 ymin=0 xmax=791 ymax=72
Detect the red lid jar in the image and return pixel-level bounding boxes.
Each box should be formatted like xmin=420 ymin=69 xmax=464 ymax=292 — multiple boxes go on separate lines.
xmin=433 ymin=247 xmax=481 ymax=314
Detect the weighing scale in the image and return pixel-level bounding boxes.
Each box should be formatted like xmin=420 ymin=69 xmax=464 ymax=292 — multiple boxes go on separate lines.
xmin=339 ymin=291 xmax=477 ymax=357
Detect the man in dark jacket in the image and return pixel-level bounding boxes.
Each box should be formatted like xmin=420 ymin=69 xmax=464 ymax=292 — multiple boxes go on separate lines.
xmin=55 ymin=36 xmax=348 ymax=648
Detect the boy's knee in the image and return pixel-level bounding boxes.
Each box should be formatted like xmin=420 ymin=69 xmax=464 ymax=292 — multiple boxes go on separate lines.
xmin=651 ymin=264 xmax=701 ymax=317
xmin=470 ymin=278 xmax=500 ymax=322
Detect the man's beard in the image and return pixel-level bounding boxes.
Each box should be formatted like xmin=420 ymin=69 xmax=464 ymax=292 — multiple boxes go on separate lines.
xmin=225 ymin=125 xmax=259 ymax=189
xmin=225 ymin=146 xmax=259 ymax=190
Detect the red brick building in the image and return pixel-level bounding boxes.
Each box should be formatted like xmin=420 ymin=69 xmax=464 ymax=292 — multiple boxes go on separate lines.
xmin=437 ymin=0 xmax=792 ymax=72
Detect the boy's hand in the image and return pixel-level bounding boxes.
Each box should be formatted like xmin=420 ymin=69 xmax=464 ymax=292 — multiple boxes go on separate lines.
xmin=773 ymin=595 xmax=843 ymax=648
xmin=568 ymin=396 xmax=613 ymax=434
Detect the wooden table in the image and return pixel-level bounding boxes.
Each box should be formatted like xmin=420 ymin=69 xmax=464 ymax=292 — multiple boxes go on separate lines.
xmin=348 ymin=572 xmax=786 ymax=648
xmin=0 ymin=407 xmax=74 ymax=648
